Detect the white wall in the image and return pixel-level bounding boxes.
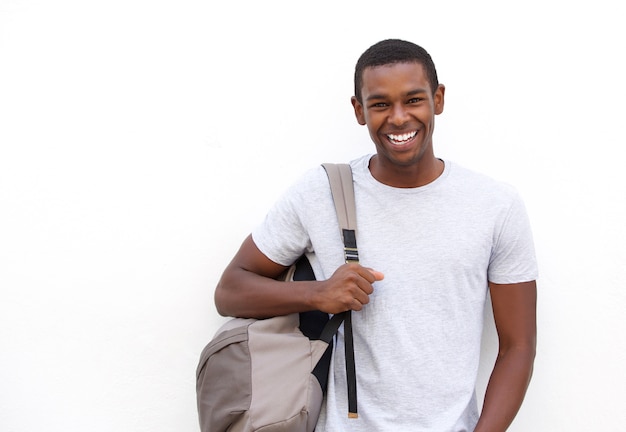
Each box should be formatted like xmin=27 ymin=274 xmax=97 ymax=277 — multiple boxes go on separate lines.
xmin=1 ymin=0 xmax=624 ymax=430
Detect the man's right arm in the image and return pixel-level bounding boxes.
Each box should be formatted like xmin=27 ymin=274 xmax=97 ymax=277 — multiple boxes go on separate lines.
xmin=214 ymin=235 xmax=383 ymax=319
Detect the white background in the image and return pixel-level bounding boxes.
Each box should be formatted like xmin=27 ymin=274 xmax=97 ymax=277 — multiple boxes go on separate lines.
xmin=1 ymin=0 xmax=625 ymax=430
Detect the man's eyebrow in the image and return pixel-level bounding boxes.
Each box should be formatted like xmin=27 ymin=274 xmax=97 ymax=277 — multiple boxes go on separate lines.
xmin=407 ymin=88 xmax=428 ymax=96
xmin=365 ymin=94 xmax=387 ymax=102
xmin=365 ymin=88 xmax=428 ymax=101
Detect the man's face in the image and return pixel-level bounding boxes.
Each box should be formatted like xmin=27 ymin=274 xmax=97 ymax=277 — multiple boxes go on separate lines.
xmin=352 ymin=62 xmax=445 ymax=169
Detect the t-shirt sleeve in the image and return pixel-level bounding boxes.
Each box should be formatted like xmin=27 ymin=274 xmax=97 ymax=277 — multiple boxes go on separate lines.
xmin=488 ymin=190 xmax=538 ymax=284
xmin=251 ymin=168 xmax=320 ymax=267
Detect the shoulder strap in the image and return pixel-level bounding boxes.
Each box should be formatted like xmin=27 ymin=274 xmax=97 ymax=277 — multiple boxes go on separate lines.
xmin=322 ymin=163 xmax=359 ymax=264
xmin=322 ymin=163 xmax=357 ymax=232
xmin=321 ymin=162 xmax=359 ymax=420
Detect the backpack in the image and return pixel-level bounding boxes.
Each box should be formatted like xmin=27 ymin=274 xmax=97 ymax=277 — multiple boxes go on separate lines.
xmin=196 ymin=163 xmax=359 ymax=432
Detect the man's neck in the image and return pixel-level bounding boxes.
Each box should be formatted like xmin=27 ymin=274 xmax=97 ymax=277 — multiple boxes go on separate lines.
xmin=369 ymin=156 xmax=444 ymax=188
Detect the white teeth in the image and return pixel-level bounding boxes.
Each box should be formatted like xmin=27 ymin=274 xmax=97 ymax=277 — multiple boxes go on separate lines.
xmin=387 ymin=131 xmax=417 ymax=143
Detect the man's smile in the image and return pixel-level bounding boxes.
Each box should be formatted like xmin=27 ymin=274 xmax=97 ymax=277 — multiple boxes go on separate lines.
xmin=386 ymin=130 xmax=418 ymax=146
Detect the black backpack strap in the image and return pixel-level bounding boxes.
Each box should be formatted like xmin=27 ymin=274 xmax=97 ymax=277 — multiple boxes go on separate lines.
xmin=321 ymin=163 xmax=359 ymax=419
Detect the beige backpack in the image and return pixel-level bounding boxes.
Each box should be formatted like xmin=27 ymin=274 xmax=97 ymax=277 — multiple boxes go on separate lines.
xmin=196 ymin=163 xmax=358 ymax=431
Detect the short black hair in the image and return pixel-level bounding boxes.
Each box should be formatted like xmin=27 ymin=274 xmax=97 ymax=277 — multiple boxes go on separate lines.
xmin=354 ymin=39 xmax=439 ymax=103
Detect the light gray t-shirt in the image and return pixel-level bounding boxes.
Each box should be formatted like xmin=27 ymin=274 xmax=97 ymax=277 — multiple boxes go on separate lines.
xmin=252 ymin=155 xmax=538 ymax=432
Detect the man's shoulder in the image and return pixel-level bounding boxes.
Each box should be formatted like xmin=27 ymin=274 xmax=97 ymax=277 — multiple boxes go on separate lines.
xmin=292 ymin=155 xmax=370 ymax=190
xmin=447 ymin=161 xmax=519 ymax=199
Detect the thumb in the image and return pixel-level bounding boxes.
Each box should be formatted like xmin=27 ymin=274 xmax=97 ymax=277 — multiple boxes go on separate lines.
xmin=365 ymin=268 xmax=385 ymax=281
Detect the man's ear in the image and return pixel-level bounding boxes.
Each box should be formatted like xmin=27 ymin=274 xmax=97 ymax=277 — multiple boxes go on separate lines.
xmin=351 ymin=96 xmax=367 ymax=125
xmin=434 ymin=84 xmax=445 ymax=115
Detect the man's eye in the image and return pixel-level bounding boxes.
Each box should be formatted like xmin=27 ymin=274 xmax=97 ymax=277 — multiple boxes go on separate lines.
xmin=408 ymin=98 xmax=422 ymax=104
xmin=371 ymin=102 xmax=388 ymax=108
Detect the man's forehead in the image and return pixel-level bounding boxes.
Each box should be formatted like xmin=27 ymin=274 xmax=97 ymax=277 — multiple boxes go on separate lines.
xmin=361 ymin=62 xmax=430 ymax=92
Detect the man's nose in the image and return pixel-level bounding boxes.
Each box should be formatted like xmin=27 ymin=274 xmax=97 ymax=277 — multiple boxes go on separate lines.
xmin=389 ymin=104 xmax=410 ymax=126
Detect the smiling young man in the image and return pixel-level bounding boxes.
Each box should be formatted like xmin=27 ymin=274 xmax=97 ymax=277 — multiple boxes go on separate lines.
xmin=214 ymin=39 xmax=537 ymax=431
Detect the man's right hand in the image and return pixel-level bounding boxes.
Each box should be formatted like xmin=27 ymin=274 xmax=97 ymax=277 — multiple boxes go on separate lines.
xmin=311 ymin=263 xmax=384 ymax=314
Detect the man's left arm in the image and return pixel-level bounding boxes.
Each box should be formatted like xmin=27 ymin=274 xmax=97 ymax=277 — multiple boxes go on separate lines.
xmin=474 ymin=280 xmax=537 ymax=432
